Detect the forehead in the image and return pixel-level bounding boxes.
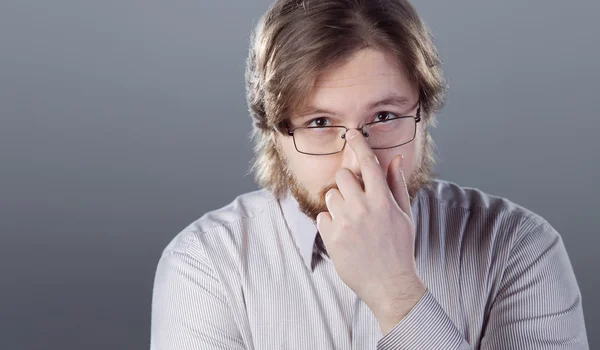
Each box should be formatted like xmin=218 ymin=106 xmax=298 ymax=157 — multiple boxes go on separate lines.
xmin=297 ymin=49 xmax=417 ymax=117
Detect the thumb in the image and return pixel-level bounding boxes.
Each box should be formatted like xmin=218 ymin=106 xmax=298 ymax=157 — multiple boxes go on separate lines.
xmin=386 ymin=154 xmax=413 ymax=221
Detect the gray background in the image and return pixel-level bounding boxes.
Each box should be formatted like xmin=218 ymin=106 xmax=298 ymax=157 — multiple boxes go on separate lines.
xmin=0 ymin=0 xmax=597 ymax=349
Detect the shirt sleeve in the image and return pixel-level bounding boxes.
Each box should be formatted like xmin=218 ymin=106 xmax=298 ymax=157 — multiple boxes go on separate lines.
xmin=150 ymin=238 xmax=246 ymax=350
xmin=377 ymin=221 xmax=589 ymax=350
xmin=480 ymin=222 xmax=588 ymax=349
xmin=376 ymin=289 xmax=470 ymax=350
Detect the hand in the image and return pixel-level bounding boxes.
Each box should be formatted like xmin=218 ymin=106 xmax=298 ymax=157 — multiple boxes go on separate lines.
xmin=316 ymin=129 xmax=426 ymax=335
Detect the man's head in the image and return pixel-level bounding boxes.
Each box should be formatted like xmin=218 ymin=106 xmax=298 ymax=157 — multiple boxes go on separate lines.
xmin=246 ymin=0 xmax=446 ymax=220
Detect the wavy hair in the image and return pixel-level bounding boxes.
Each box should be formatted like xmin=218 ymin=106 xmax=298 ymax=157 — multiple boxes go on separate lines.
xmin=245 ymin=0 xmax=447 ymax=198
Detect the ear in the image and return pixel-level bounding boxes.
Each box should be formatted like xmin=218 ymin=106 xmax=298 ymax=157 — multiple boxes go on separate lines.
xmin=271 ymin=126 xmax=280 ymax=146
xmin=271 ymin=127 xmax=287 ymax=162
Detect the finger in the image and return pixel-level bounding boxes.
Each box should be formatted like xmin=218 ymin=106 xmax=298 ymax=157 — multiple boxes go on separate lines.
xmin=316 ymin=211 xmax=333 ymax=241
xmin=345 ymin=129 xmax=387 ymax=195
xmin=335 ymin=168 xmax=364 ymax=203
xmin=324 ymin=188 xmax=344 ymax=220
xmin=386 ymin=154 xmax=414 ymax=222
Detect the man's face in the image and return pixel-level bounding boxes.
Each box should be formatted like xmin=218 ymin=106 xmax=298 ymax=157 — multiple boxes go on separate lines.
xmin=275 ymin=48 xmax=430 ymax=220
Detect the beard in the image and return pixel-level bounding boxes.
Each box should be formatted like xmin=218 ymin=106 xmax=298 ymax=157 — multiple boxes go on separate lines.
xmin=277 ymin=132 xmax=436 ymax=221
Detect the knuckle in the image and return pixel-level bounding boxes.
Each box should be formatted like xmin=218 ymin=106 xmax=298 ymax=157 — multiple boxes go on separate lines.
xmin=361 ymin=154 xmax=379 ymax=165
xmin=339 ymin=219 xmax=353 ymax=230
xmin=355 ymin=203 xmax=369 ymax=217
xmin=373 ymin=197 xmax=391 ymax=212
xmin=329 ymin=234 xmax=343 ymax=248
xmin=335 ymin=169 xmax=349 ymax=182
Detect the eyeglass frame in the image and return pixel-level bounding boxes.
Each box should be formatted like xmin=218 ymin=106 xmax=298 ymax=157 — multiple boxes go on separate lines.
xmin=282 ymin=101 xmax=422 ymax=156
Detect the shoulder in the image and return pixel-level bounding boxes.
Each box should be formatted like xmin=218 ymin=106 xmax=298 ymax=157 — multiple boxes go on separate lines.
xmin=160 ymin=188 xmax=280 ymax=260
xmin=416 ymin=179 xmax=553 ymax=244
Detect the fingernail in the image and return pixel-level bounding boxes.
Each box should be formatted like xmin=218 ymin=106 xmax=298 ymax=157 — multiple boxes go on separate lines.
xmin=399 ymin=154 xmax=404 ymax=168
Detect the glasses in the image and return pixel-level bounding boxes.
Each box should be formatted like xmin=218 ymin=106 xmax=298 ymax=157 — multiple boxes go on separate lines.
xmin=285 ymin=103 xmax=421 ymax=156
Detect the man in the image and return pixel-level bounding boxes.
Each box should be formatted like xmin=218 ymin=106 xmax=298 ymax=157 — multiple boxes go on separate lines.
xmin=150 ymin=0 xmax=588 ymax=349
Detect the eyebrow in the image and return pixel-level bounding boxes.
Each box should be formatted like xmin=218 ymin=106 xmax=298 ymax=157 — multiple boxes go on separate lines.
xmin=295 ymin=93 xmax=413 ymax=118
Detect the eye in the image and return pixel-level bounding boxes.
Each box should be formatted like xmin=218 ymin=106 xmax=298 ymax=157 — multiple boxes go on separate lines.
xmin=373 ymin=111 xmax=398 ymax=123
xmin=306 ymin=117 xmax=333 ymax=127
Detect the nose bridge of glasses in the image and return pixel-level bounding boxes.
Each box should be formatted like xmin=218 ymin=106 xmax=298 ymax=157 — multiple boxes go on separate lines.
xmin=341 ymin=127 xmax=369 ymax=139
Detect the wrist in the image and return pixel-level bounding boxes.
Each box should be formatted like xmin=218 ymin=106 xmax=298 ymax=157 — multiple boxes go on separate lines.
xmin=370 ymin=276 xmax=427 ymax=335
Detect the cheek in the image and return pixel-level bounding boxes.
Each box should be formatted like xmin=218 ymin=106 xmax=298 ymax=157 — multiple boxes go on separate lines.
xmin=291 ymin=158 xmax=339 ymax=192
xmin=404 ymin=127 xmax=426 ymax=169
xmin=377 ymin=142 xmax=420 ymax=176
xmin=279 ymin=137 xmax=338 ymax=188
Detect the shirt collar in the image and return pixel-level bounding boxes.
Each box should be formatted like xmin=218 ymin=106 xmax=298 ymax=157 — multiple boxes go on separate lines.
xmin=278 ymin=188 xmax=422 ymax=270
xmin=279 ymin=189 xmax=318 ymax=269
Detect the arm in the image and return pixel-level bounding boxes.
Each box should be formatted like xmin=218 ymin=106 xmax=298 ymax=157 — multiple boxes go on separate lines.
xmin=150 ymin=238 xmax=246 ymax=350
xmin=377 ymin=221 xmax=589 ymax=350
xmin=480 ymin=222 xmax=588 ymax=349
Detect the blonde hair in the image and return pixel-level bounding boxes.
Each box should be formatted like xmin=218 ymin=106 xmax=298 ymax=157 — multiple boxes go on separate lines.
xmin=245 ymin=0 xmax=447 ymax=198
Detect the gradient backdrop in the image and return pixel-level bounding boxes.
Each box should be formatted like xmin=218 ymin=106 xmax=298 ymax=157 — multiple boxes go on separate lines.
xmin=1 ymin=0 xmax=598 ymax=349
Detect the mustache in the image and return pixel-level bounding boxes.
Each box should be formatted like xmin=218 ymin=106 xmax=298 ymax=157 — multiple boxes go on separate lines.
xmin=318 ymin=177 xmax=365 ymax=200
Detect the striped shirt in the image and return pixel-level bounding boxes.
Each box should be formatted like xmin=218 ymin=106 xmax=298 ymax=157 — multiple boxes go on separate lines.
xmin=150 ymin=179 xmax=588 ymax=349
